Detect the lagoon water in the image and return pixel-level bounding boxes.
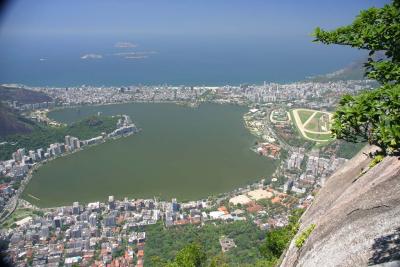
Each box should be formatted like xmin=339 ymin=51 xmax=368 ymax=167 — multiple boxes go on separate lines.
xmin=23 ymin=103 xmax=276 ymax=207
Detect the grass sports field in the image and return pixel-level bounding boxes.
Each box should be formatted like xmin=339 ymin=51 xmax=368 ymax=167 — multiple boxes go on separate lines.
xmin=291 ymin=109 xmax=334 ymax=142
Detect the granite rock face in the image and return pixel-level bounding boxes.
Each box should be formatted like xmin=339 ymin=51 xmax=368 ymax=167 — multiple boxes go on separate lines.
xmin=280 ymin=146 xmax=400 ymax=267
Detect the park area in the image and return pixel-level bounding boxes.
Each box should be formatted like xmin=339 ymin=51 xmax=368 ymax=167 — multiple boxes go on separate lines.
xmin=291 ymin=109 xmax=334 ymax=142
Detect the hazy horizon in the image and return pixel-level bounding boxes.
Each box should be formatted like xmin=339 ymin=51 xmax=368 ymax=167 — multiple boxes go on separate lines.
xmin=0 ymin=0 xmax=389 ymax=86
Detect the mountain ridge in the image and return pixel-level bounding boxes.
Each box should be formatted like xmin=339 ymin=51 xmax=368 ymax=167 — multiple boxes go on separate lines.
xmin=0 ymin=85 xmax=52 ymax=104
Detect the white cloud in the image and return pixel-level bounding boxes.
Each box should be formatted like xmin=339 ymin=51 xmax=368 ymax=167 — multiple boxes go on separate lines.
xmin=81 ymin=54 xmax=103 ymax=60
xmin=124 ymin=55 xmax=148 ymax=59
xmin=113 ymin=51 xmax=157 ymax=58
xmin=115 ymin=42 xmax=137 ymax=48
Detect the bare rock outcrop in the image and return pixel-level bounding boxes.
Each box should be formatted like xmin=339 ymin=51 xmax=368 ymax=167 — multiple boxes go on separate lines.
xmin=280 ymin=146 xmax=400 ymax=267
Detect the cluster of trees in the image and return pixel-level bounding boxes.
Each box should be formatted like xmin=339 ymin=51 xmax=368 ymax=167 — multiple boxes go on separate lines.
xmin=319 ymin=140 xmax=366 ymax=160
xmin=145 ymin=209 xmax=304 ymax=267
xmin=258 ymin=209 xmax=304 ymax=264
xmin=314 ymin=0 xmax=400 ymax=155
xmin=145 ymin=220 xmax=267 ymax=266
xmin=0 ymin=115 xmax=118 ymax=160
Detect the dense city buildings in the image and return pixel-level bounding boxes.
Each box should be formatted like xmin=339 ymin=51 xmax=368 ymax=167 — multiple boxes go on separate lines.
xmin=0 ymin=79 xmax=372 ymax=266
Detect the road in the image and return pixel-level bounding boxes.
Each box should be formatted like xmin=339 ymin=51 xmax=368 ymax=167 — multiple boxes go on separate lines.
xmin=263 ymin=116 xmax=296 ymax=152
xmin=0 ymin=163 xmax=38 ymax=224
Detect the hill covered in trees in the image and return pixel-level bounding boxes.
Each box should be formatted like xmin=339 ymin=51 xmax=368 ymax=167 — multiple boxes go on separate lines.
xmin=0 ymin=86 xmax=52 ymax=104
xmin=0 ymin=104 xmax=34 ymax=137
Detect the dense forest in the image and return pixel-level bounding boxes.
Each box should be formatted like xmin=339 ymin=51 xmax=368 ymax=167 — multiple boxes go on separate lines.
xmin=145 ymin=210 xmax=303 ymax=267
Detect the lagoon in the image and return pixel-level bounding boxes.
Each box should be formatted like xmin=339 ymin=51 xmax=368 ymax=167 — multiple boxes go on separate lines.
xmin=23 ymin=103 xmax=276 ymax=207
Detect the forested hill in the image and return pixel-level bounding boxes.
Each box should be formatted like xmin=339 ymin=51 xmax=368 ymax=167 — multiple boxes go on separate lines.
xmin=308 ymin=60 xmax=365 ymax=82
xmin=0 ymin=85 xmax=52 ymax=104
xmin=0 ymin=104 xmax=33 ymax=137
xmin=0 ymin=86 xmax=53 ymax=137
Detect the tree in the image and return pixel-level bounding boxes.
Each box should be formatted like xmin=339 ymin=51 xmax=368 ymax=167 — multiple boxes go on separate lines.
xmin=208 ymin=254 xmax=229 ymax=267
xmin=259 ymin=227 xmax=291 ymax=260
xmin=259 ymin=209 xmax=303 ymax=261
xmin=313 ymin=0 xmax=400 ymax=155
xmin=166 ymin=243 xmax=206 ymax=267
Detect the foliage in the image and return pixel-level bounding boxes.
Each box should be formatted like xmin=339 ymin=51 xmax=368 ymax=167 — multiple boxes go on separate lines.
xmin=208 ymin=254 xmax=229 ymax=267
xmin=259 ymin=227 xmax=291 ymax=261
xmin=145 ymin=221 xmax=266 ymax=266
xmin=295 ymin=224 xmax=316 ymax=249
xmin=0 ymin=115 xmax=118 ymax=160
xmin=322 ymin=140 xmax=366 ymax=159
xmin=0 ymin=176 xmax=12 ymax=184
xmin=11 ymin=180 xmax=21 ymax=190
xmin=259 ymin=209 xmax=304 ymax=262
xmin=313 ymin=0 xmax=400 ymax=84
xmin=369 ymin=154 xmax=384 ymax=168
xmin=331 ymin=84 xmax=400 ymax=154
xmin=257 ymin=199 xmax=287 ymax=214
xmin=165 ymin=243 xmax=279 ymax=267
xmin=112 ymin=246 xmax=125 ymax=258
xmin=32 ymin=210 xmax=44 ymax=217
xmin=166 ymin=243 xmax=206 ymax=267
xmin=313 ymin=0 xmax=400 ymax=155
xmin=1 ymin=208 xmax=39 ymax=228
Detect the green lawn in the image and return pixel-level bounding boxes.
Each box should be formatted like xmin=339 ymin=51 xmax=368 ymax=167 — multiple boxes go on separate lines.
xmin=314 ymin=112 xmax=325 ymax=120
xmin=304 ymin=119 xmax=319 ymax=132
xmin=1 ymin=208 xmax=43 ymax=228
xmin=297 ymin=110 xmax=314 ymax=124
xmin=304 ymin=132 xmax=333 ymax=142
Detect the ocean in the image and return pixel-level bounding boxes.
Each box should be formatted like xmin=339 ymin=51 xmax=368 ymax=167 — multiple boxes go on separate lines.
xmin=0 ymin=34 xmax=365 ymax=87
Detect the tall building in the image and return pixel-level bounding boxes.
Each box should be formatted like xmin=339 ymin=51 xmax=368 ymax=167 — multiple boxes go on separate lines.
xmin=71 ymin=226 xmax=81 ymax=238
xmin=72 ymin=137 xmax=81 ymax=149
xmin=65 ymin=135 xmax=71 ymax=148
xmin=72 ymin=202 xmax=80 ymax=215
xmin=108 ymin=196 xmax=116 ymax=210
xmin=172 ymin=198 xmax=180 ymax=212
xmin=89 ymin=213 xmax=97 ymax=227
xmin=54 ymin=216 xmax=62 ymax=228
xmin=49 ymin=143 xmax=62 ymax=156
xmin=28 ymin=150 xmax=37 ymax=162
xmin=12 ymin=148 xmax=25 ymax=162
xmin=104 ymin=215 xmax=116 ymax=227
xmin=37 ymin=148 xmax=45 ymax=159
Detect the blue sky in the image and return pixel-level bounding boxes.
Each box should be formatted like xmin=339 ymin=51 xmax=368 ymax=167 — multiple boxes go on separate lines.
xmin=0 ymin=0 xmax=391 ymax=86
xmin=0 ymin=0 xmax=389 ymax=38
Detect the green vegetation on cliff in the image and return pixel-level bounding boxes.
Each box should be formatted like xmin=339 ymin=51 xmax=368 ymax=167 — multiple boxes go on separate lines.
xmin=259 ymin=209 xmax=304 ymax=263
xmin=295 ymin=224 xmax=316 ymax=248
